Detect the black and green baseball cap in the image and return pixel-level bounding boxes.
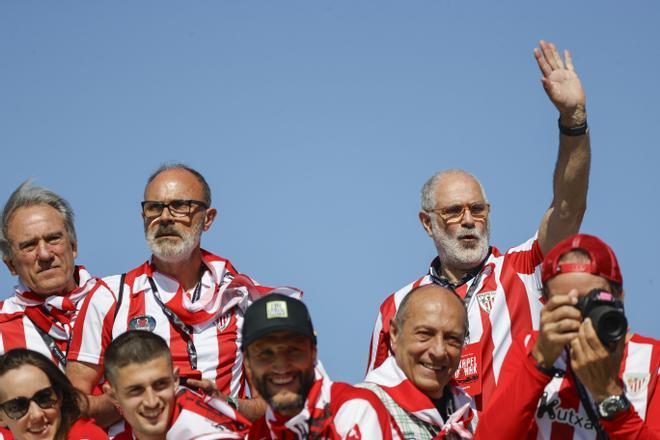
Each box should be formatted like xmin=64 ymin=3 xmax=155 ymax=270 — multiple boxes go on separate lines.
xmin=242 ymin=294 xmax=316 ymax=350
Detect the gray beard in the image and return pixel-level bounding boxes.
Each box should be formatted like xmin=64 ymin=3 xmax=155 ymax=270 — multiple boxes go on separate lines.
xmin=145 ymin=221 xmax=202 ymax=261
xmin=432 ymin=220 xmax=490 ymax=271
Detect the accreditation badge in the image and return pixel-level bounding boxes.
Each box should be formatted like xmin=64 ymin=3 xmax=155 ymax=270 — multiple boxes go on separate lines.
xmin=453 ymin=342 xmax=482 ymax=396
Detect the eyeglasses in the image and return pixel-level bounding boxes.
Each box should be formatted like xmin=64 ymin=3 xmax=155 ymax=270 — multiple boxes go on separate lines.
xmin=141 ymin=199 xmax=208 ymax=218
xmin=0 ymin=387 xmax=59 ymax=420
xmin=426 ymin=202 xmax=490 ymax=224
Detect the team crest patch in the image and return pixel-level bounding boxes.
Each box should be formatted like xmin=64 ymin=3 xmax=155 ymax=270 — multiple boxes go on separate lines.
xmin=216 ymin=311 xmax=233 ymax=331
xmin=624 ymin=372 xmax=650 ymax=395
xmin=266 ymin=301 xmax=288 ymax=319
xmin=129 ymin=315 xmax=156 ymax=332
xmin=476 ymin=291 xmax=496 ymax=314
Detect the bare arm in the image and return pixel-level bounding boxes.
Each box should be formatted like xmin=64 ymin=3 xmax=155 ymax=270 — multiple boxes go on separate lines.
xmin=535 ymin=40 xmax=591 ymax=255
xmin=185 ymin=378 xmax=267 ymax=422
xmin=66 ymin=360 xmax=121 ymax=427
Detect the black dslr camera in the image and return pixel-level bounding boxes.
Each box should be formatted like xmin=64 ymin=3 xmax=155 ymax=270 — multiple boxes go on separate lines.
xmin=575 ymin=289 xmax=627 ymax=345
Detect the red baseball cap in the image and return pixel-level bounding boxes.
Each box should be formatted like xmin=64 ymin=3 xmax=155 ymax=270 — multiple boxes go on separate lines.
xmin=541 ymin=234 xmax=623 ymax=285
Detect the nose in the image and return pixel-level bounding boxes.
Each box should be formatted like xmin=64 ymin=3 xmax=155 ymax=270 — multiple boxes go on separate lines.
xmin=428 ymin=337 xmax=448 ymax=361
xmin=26 ymin=400 xmax=48 ymax=422
xmin=35 ymin=240 xmax=52 ymax=261
xmin=157 ymin=204 xmax=175 ymax=224
xmin=460 ymin=207 xmax=476 ymax=228
xmin=143 ymin=388 xmax=159 ymax=407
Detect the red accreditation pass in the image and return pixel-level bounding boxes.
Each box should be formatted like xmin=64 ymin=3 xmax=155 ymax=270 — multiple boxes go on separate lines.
xmin=453 ymin=342 xmax=482 ymax=396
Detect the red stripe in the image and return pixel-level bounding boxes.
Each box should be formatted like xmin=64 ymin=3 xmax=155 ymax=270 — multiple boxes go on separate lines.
xmin=372 ymin=294 xmax=397 ymax=371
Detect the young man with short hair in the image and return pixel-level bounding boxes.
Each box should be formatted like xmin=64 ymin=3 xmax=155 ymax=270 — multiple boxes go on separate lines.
xmin=103 ymin=330 xmax=250 ymax=440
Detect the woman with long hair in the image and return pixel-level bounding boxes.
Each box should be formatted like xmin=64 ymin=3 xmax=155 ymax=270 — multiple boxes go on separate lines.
xmin=0 ymin=348 xmax=107 ymax=440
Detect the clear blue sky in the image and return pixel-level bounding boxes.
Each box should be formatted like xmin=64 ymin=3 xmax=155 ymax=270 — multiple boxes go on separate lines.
xmin=2 ymin=1 xmax=659 ymax=384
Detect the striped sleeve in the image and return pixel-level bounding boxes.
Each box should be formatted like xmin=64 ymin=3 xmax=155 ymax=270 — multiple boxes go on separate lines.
xmin=67 ymin=276 xmax=119 ymax=365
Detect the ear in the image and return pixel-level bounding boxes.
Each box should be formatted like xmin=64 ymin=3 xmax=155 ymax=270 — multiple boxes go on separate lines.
xmin=203 ymin=208 xmax=217 ymax=231
xmin=102 ymin=382 xmax=119 ymax=406
xmin=389 ymin=318 xmax=399 ymax=355
xmin=419 ymin=211 xmax=433 ymax=236
xmin=3 ymin=256 xmax=17 ymax=277
xmin=71 ymin=239 xmax=78 ymax=260
xmin=173 ymin=367 xmax=180 ymax=387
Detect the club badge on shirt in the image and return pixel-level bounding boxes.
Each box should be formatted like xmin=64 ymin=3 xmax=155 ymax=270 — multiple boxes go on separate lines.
xmin=454 ymin=342 xmax=482 ymax=396
xmin=129 ymin=315 xmax=157 ymax=332
xmin=476 ymin=291 xmax=497 ymax=314
xmin=623 ymin=372 xmax=650 ymax=395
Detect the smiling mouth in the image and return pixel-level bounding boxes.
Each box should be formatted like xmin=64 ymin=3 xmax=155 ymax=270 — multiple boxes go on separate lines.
xmin=27 ymin=424 xmax=50 ymax=435
xmin=140 ymin=407 xmax=164 ymax=423
xmin=422 ymin=362 xmax=447 ymax=373
xmin=270 ymin=374 xmax=296 ymax=386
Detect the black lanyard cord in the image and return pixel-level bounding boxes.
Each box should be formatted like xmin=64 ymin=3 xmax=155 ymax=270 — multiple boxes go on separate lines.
xmin=147 ymin=277 xmax=198 ymax=371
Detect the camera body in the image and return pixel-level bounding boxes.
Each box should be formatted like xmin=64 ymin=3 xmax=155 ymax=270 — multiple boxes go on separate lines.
xmin=575 ymin=289 xmax=627 ymax=345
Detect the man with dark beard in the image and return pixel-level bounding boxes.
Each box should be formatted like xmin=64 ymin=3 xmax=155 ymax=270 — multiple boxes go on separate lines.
xmin=243 ymin=294 xmax=401 ymax=439
xmin=367 ymin=40 xmax=591 ymax=411
xmin=65 ymin=164 xmax=267 ymax=431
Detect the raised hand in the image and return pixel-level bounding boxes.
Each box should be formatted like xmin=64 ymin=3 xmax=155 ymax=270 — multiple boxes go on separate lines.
xmin=532 ymin=290 xmax=582 ymax=368
xmin=535 ymin=40 xmax=586 ymax=126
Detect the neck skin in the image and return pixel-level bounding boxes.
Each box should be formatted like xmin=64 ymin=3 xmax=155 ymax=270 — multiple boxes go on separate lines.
xmin=151 ymin=247 xmax=203 ymax=291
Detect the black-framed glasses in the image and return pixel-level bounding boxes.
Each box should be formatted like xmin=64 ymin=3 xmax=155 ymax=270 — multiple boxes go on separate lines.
xmin=425 ymin=202 xmax=490 ymax=224
xmin=141 ymin=199 xmax=208 ymax=218
xmin=0 ymin=387 xmax=59 ymax=420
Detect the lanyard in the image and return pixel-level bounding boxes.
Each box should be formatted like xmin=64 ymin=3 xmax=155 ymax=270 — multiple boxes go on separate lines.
xmin=32 ymin=312 xmax=68 ymax=368
xmin=430 ymin=256 xmax=490 ymax=308
xmin=571 ymin=369 xmax=608 ymax=440
xmin=147 ymin=277 xmax=198 ymax=371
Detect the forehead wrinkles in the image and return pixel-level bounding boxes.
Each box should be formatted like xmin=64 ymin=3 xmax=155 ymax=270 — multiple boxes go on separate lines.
xmin=7 ymin=206 xmax=67 ymax=242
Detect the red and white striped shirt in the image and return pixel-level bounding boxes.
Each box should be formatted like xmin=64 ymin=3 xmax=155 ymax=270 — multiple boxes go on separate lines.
xmin=68 ymin=250 xmax=258 ymax=398
xmin=113 ymin=386 xmax=250 ymax=440
xmin=249 ymin=363 xmax=401 ymax=440
xmin=0 ymin=266 xmax=109 ymax=369
xmin=477 ymin=332 xmax=660 ymax=439
xmin=367 ymin=237 xmax=544 ymax=409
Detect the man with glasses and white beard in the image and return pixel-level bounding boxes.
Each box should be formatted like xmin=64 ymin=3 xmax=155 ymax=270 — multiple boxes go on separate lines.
xmin=66 ymin=163 xmax=268 ymax=430
xmin=367 ymin=40 xmax=592 ymax=411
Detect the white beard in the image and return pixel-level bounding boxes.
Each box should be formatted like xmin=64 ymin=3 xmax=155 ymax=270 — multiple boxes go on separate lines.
xmin=432 ymin=219 xmax=490 ymax=271
xmin=145 ymin=220 xmax=203 ymax=261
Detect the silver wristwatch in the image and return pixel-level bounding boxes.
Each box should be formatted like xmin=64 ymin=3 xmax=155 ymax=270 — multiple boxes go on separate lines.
xmin=597 ymin=394 xmax=630 ymax=419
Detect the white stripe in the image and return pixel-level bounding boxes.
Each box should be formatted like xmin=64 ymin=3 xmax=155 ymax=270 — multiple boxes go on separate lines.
xmin=623 ymin=340 xmax=653 ymax=420
xmin=334 ymin=399 xmax=384 ymax=440
xmin=488 ymin=256 xmax=511 ymax=383
xmin=193 ymin=320 xmax=220 ymax=385
xmin=229 ymin=312 xmax=244 ymax=397
xmin=22 ymin=316 xmax=53 ymax=362
xmin=465 ymin=275 xmax=484 ymax=345
xmin=145 ymin=293 xmax=171 ymax=343
xmin=77 ymin=287 xmax=116 ymax=364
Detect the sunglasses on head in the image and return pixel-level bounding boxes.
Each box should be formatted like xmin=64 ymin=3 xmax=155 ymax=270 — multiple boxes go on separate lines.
xmin=0 ymin=387 xmax=59 ymax=420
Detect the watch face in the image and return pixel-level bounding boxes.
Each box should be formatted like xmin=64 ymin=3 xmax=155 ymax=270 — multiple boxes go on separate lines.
xmin=599 ymin=395 xmax=628 ymax=418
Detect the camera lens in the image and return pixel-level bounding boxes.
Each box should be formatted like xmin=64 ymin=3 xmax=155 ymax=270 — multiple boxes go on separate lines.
xmin=593 ymin=308 xmax=627 ymax=344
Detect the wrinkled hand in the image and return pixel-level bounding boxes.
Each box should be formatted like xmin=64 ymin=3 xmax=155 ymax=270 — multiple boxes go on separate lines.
xmin=535 ymin=40 xmax=586 ymax=126
xmin=570 ymin=318 xmax=625 ymax=402
xmin=532 ymin=290 xmax=581 ymax=368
